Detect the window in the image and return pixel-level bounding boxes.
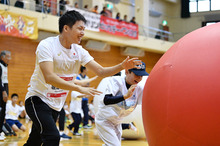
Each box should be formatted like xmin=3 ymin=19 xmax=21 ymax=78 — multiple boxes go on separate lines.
xmin=202 ymin=21 xmax=220 ymax=26
xmin=211 ymin=0 xmax=220 ymax=11
xmin=190 ymin=0 xmax=220 ymax=12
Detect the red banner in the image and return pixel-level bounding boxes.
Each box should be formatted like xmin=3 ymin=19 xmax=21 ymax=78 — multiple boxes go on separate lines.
xmin=99 ymin=16 xmax=138 ymax=39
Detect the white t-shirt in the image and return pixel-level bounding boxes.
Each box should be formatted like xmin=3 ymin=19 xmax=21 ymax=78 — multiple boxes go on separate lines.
xmin=0 ymin=62 xmax=8 ymax=84
xmin=25 ymin=36 xmax=94 ymax=111
xmin=18 ymin=105 xmax=25 ymax=115
xmin=96 ymin=76 xmax=144 ymax=125
xmin=5 ymin=102 xmax=20 ymax=120
xmin=69 ymin=91 xmax=83 ymax=114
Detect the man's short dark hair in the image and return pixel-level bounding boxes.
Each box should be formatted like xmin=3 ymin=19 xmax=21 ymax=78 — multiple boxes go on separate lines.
xmin=59 ymin=10 xmax=87 ymax=33
xmin=11 ymin=93 xmax=19 ymax=99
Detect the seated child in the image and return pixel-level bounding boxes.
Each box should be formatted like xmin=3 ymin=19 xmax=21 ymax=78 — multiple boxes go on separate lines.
xmin=5 ymin=93 xmax=26 ymax=133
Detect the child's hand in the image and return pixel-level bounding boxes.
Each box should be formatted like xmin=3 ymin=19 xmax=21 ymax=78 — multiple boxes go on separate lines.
xmin=123 ymin=84 xmax=137 ymax=99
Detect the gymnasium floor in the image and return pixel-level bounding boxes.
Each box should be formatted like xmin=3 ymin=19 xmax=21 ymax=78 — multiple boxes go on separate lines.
xmin=0 ymin=119 xmax=149 ymax=146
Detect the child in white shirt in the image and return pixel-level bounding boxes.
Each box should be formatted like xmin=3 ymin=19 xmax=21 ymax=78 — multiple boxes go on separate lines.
xmin=67 ymin=91 xmax=86 ymax=136
xmin=5 ymin=93 xmax=26 ymax=132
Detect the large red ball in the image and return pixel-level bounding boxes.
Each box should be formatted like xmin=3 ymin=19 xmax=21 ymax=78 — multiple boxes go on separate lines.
xmin=142 ymin=23 xmax=220 ymax=146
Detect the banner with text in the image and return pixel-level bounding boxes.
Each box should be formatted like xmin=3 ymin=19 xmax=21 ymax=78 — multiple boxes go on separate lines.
xmin=100 ymin=16 xmax=138 ymax=39
xmin=65 ymin=6 xmax=100 ymax=32
xmin=0 ymin=10 xmax=38 ymax=40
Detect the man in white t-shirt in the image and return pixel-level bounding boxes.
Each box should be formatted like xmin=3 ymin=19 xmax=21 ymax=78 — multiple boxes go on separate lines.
xmin=95 ymin=62 xmax=149 ymax=146
xmin=24 ymin=10 xmax=142 ymax=146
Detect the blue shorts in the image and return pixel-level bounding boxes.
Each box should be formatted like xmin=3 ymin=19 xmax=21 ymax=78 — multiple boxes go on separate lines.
xmin=6 ymin=119 xmax=22 ymax=129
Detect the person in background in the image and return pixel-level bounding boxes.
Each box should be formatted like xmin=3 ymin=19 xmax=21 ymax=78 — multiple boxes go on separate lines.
xmin=100 ymin=6 xmax=108 ymax=17
xmin=35 ymin=0 xmax=41 ymax=12
xmin=67 ymin=91 xmax=86 ymax=136
xmin=5 ymin=93 xmax=26 ymax=133
xmin=83 ymin=4 xmax=88 ymax=11
xmin=59 ymin=77 xmax=96 ymax=139
xmin=23 ymin=10 xmax=141 ymax=146
xmin=18 ymin=100 xmax=26 ymax=119
xmin=0 ymin=50 xmax=11 ymax=141
xmin=88 ymin=100 xmax=95 ymax=125
xmin=59 ymin=0 xmax=69 ymax=16
xmin=76 ymin=66 xmax=96 ymax=129
xmin=58 ymin=108 xmax=72 ymax=139
xmin=115 ymin=12 xmax=121 ymax=20
xmin=155 ymin=31 xmax=161 ymax=39
xmin=130 ymin=17 xmax=136 ymax=24
xmin=91 ymin=5 xmax=99 ymax=14
xmin=123 ymin=15 xmax=128 ymax=22
xmin=74 ymin=2 xmax=78 ymax=8
xmin=63 ymin=101 xmax=71 ymax=121
xmin=43 ymin=0 xmax=51 ymax=14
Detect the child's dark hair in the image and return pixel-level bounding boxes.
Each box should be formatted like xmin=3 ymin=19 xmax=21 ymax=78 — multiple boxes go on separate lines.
xmin=80 ymin=66 xmax=86 ymax=73
xmin=11 ymin=93 xmax=19 ymax=98
xmin=59 ymin=10 xmax=87 ymax=33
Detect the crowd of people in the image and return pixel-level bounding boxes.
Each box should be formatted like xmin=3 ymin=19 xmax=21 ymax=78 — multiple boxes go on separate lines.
xmin=1 ymin=0 xmax=137 ymax=24
xmin=72 ymin=3 xmax=137 ymax=24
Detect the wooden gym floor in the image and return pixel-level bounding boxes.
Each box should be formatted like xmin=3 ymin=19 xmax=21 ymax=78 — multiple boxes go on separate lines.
xmin=0 ymin=119 xmax=149 ymax=146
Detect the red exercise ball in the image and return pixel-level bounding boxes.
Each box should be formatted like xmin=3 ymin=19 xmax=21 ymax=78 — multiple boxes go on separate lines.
xmin=142 ymin=23 xmax=220 ymax=146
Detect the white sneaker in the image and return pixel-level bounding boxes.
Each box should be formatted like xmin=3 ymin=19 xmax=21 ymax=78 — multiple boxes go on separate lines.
xmin=0 ymin=135 xmax=5 ymax=141
xmin=130 ymin=122 xmax=137 ymax=132
xmin=0 ymin=132 xmax=5 ymax=139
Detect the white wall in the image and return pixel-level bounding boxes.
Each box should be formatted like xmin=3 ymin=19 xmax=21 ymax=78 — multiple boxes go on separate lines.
xmin=114 ymin=0 xmax=135 ymax=21
xmin=149 ymin=0 xmax=220 ymax=41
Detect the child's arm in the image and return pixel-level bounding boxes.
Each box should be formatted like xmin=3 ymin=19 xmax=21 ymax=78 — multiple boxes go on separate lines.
xmin=103 ymin=84 xmax=137 ymax=105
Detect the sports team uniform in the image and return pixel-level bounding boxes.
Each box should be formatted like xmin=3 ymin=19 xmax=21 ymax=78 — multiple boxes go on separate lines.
xmin=24 ymin=36 xmax=93 ymax=146
xmin=95 ymin=76 xmax=144 ymax=146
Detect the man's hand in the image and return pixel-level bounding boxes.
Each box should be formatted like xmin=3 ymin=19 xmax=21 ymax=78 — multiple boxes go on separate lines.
xmin=121 ymin=56 xmax=142 ymax=70
xmin=78 ymin=86 xmax=102 ymax=96
xmin=2 ymin=91 xmax=8 ymax=102
xmin=123 ymin=84 xmax=137 ymax=100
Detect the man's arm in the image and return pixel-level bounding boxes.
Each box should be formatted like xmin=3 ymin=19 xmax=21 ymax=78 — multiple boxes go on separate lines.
xmin=85 ymin=56 xmax=141 ymax=78
xmin=40 ymin=61 xmax=102 ymax=96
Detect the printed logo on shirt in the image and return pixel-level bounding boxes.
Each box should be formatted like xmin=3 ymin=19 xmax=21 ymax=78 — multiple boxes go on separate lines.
xmin=72 ymin=52 xmax=78 ymax=59
xmin=58 ymin=52 xmax=62 ymax=56
xmin=60 ymin=76 xmax=74 ymax=81
xmin=125 ymin=95 xmax=136 ymax=107
xmin=47 ymin=92 xmax=67 ymax=98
